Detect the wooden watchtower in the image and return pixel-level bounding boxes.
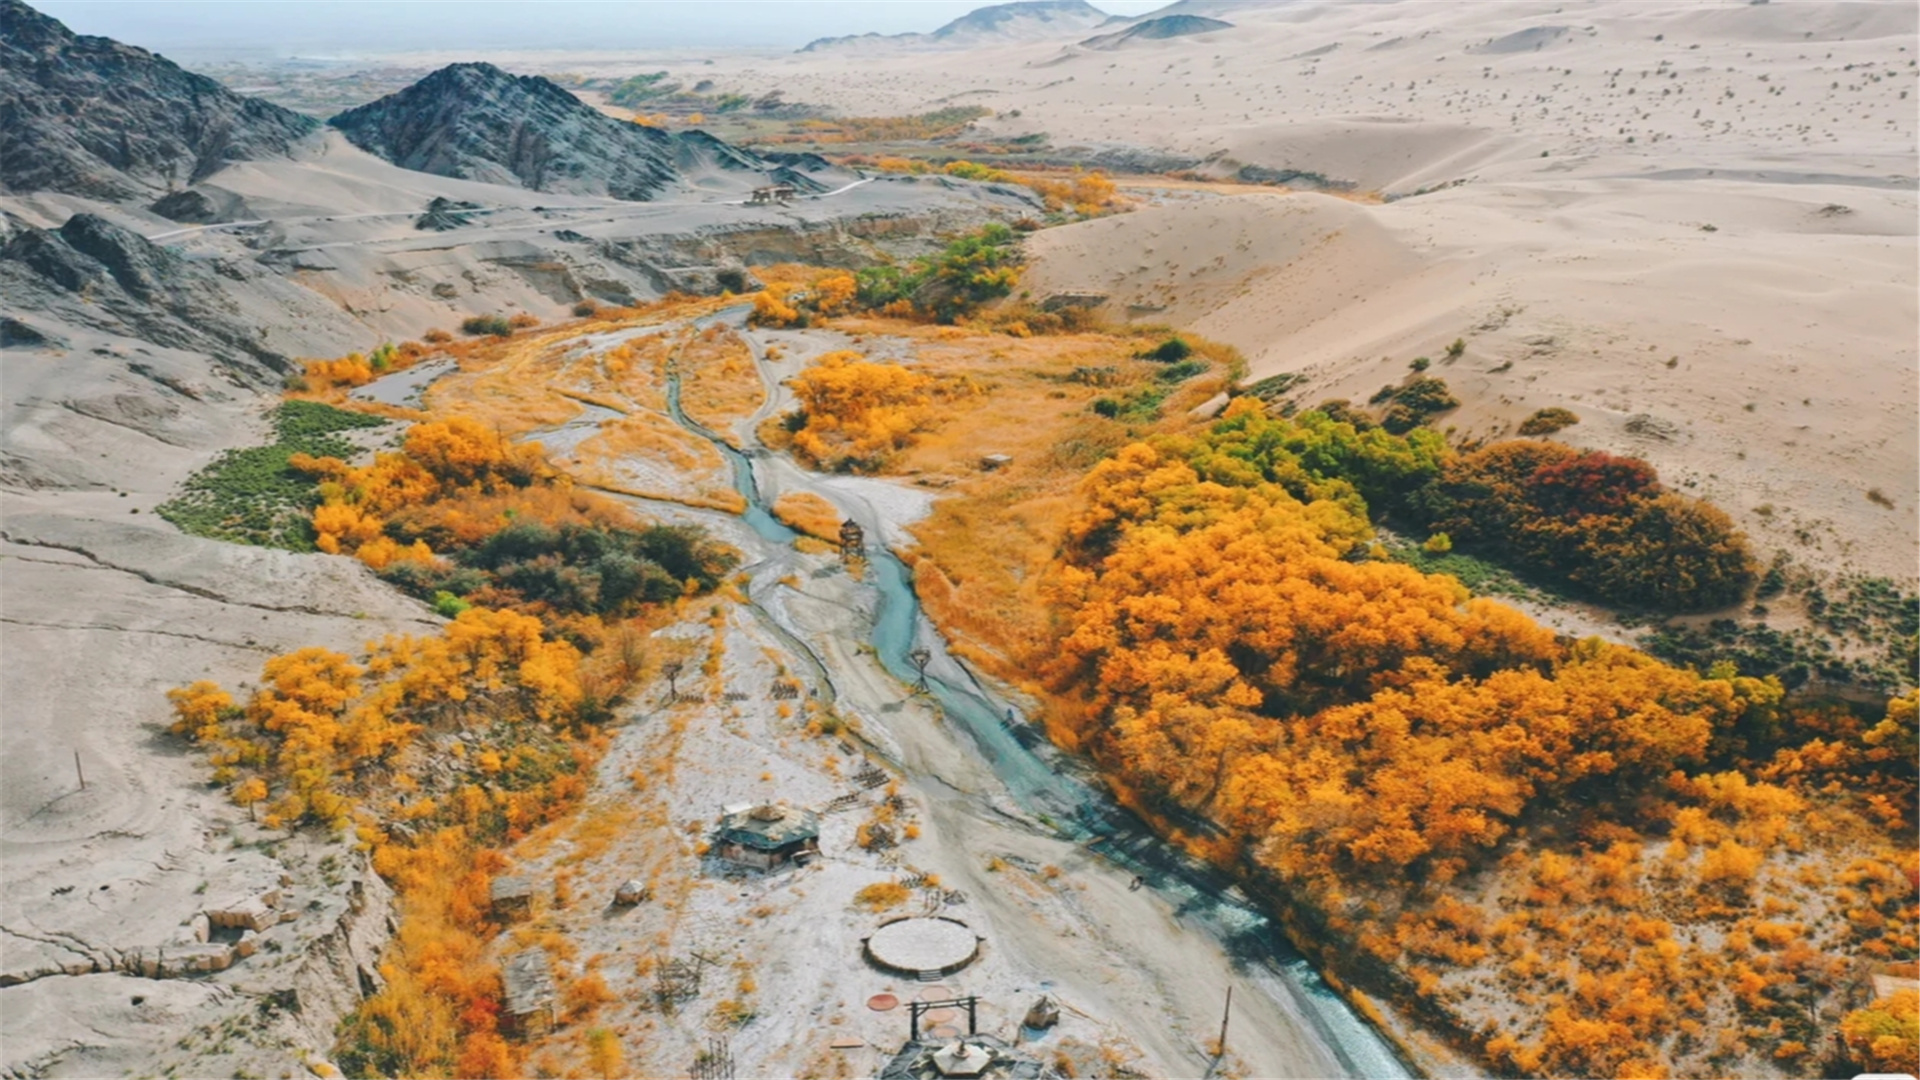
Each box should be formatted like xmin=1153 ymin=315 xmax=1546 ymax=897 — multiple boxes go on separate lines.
xmin=838 ymin=519 xmax=865 ymax=562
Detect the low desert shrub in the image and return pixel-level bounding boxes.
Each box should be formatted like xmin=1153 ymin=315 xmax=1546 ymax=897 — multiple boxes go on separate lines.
xmin=1518 ymin=407 xmax=1580 ymax=436
xmin=1409 ymin=441 xmax=1756 ymax=610
xmin=460 ymin=315 xmax=514 ymax=338
xmin=854 ymin=881 xmax=910 ymax=910
xmin=1146 ymin=336 xmax=1191 ymax=363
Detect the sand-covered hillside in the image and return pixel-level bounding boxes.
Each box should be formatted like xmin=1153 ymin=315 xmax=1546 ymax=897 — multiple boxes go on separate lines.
xmin=667 ymin=0 xmax=1916 ymax=584
xmin=373 ymin=0 xmax=1916 ymax=580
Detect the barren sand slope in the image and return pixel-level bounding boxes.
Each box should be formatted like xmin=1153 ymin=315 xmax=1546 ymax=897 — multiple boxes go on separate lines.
xmin=445 ymin=0 xmax=1916 ymax=578
xmin=558 ymin=0 xmax=1918 ymax=187
xmin=1025 ymin=179 xmax=1916 ymax=581
xmin=0 ymin=413 xmax=433 ymax=1076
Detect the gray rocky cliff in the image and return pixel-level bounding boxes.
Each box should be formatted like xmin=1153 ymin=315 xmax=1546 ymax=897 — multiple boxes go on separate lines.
xmin=0 ymin=0 xmax=319 ymax=200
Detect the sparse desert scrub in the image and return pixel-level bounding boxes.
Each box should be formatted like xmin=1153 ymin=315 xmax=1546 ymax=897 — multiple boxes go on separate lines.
xmin=853 ymin=881 xmax=910 ymax=911
xmin=1378 ymin=375 xmax=1461 ymax=434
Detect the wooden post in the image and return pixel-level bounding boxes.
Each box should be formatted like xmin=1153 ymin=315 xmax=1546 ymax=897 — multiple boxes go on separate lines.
xmin=74 ymin=750 xmax=85 ymax=791
xmin=1218 ymin=984 xmax=1232 ymax=1058
xmin=908 ymin=647 xmax=931 ymax=694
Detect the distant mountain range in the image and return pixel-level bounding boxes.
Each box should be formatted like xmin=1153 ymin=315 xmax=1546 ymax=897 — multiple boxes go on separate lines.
xmin=0 ymin=0 xmax=318 ymax=200
xmin=1078 ymin=13 xmax=1234 ymax=50
xmin=802 ymin=0 xmax=1115 ymax=52
xmin=797 ymin=0 xmax=1281 ymax=53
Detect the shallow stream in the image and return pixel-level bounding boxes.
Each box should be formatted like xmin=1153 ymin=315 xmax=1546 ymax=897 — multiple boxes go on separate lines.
xmin=662 ymin=311 xmax=1415 ymax=1079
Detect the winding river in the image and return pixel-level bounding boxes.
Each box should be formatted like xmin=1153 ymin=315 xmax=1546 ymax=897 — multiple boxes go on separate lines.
xmin=658 ymin=310 xmax=1416 ymax=1079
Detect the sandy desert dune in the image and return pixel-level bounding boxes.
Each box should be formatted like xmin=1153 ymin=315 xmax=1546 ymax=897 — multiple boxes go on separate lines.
xmin=646 ymin=0 xmax=1918 ymax=582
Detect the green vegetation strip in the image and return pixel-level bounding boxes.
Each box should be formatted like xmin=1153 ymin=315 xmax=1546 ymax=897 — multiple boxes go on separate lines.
xmin=157 ymin=401 xmax=388 ymax=550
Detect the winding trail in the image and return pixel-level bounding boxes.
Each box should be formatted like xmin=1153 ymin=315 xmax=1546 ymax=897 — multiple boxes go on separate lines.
xmin=143 ymin=177 xmax=879 ymax=245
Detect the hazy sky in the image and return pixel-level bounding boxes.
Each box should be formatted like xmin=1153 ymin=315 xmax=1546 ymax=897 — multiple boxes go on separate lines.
xmin=36 ymin=1 xmax=1174 ymax=54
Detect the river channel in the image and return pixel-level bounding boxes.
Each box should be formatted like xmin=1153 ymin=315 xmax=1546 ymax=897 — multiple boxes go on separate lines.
xmin=652 ymin=310 xmax=1416 ymax=1079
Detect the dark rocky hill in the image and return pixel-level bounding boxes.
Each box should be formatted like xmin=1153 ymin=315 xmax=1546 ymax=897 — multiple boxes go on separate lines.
xmin=0 ymin=0 xmax=319 ymax=200
xmin=1079 ymin=13 xmax=1233 ymax=49
xmin=328 ymin=63 xmax=683 ymax=201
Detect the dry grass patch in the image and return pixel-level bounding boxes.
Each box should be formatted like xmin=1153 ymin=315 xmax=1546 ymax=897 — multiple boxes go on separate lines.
xmin=601 ymin=333 xmax=674 ymax=413
xmin=560 ymin=801 xmax=644 ymax=867
xmin=428 ymin=336 xmax=611 ymax=438
xmin=423 ymin=303 xmax=751 ymax=509
xmin=853 ymin=881 xmax=911 ymax=911
xmin=678 ymin=325 xmax=765 ymax=446
xmin=772 ymin=492 xmax=843 ymax=542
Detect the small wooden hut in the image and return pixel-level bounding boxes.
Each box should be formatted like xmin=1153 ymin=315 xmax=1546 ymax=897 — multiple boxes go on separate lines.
xmin=713 ymin=803 xmax=821 ymax=870
xmin=839 ymin=519 xmax=865 ymax=560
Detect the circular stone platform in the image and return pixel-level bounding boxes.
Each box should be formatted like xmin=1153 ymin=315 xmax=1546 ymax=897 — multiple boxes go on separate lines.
xmin=864 ymin=917 xmax=981 ymax=976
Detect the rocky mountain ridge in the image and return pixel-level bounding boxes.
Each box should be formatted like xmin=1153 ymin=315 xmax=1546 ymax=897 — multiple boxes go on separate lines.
xmin=326 ymin=61 xmax=829 ymax=202
xmin=0 ymin=0 xmax=319 ymax=200
xmin=329 ymin=62 xmax=685 ymax=200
